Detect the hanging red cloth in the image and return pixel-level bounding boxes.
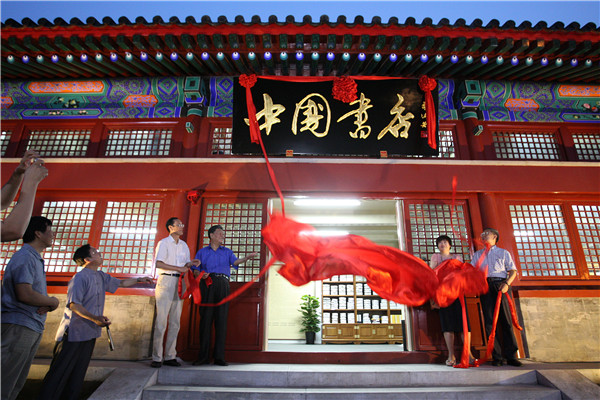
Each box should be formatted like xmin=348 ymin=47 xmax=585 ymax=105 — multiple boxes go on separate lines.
xmin=262 ymin=214 xmax=438 ymax=306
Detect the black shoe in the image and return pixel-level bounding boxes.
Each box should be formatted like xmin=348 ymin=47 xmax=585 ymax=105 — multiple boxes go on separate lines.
xmin=150 ymin=361 xmax=162 ymax=368
xmin=506 ymin=359 xmax=523 ymax=367
xmin=163 ymin=359 xmax=181 ymax=367
xmin=491 ymin=359 xmax=503 ymax=367
xmin=214 ymin=359 xmax=229 ymax=366
xmin=192 ymin=358 xmax=209 ymax=366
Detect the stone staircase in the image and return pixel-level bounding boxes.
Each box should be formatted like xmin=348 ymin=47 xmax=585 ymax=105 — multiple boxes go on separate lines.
xmin=140 ymin=364 xmax=563 ymax=400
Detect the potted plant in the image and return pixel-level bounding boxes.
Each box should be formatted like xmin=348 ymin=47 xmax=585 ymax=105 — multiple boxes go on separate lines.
xmin=299 ymin=294 xmax=320 ymax=344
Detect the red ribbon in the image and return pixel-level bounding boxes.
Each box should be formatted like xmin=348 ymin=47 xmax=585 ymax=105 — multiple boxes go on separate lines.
xmin=418 ymin=75 xmax=437 ymax=150
xmin=239 ymin=74 xmax=260 ymax=144
xmin=178 ymin=270 xmax=211 ymax=305
xmin=479 ymin=289 xmax=523 ymax=364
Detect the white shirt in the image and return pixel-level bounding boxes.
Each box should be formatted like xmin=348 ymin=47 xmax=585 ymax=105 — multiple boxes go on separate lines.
xmin=473 ymin=245 xmax=516 ymax=279
xmin=154 ymin=235 xmax=191 ymax=274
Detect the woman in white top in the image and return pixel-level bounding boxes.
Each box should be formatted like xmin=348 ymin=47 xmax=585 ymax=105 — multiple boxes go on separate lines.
xmin=429 ymin=235 xmax=475 ymax=366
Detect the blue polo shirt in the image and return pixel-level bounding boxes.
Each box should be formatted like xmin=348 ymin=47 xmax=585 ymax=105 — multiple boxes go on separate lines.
xmin=192 ymin=245 xmax=238 ymax=276
xmin=55 ymin=267 xmax=120 ymax=342
xmin=1 ymin=244 xmax=48 ymax=333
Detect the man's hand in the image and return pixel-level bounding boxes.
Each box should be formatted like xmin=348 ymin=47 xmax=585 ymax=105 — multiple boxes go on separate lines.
xmin=23 ymin=158 xmax=48 ymax=185
xmin=248 ymin=252 xmax=259 ymax=259
xmin=190 ymin=259 xmax=201 ymax=267
xmin=137 ymin=276 xmax=154 ymax=284
xmin=37 ymin=306 xmax=52 ymax=315
xmin=15 ymin=150 xmax=40 ymax=174
xmin=94 ymin=315 xmax=111 ymax=327
xmin=48 ymin=296 xmax=60 ymax=311
xmin=178 ymin=265 xmax=189 ymax=274
xmin=202 ymin=272 xmax=210 ymax=279
xmin=501 ymin=283 xmax=510 ymax=294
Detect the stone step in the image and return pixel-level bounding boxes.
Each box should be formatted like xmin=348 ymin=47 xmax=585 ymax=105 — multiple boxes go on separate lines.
xmin=156 ymin=364 xmax=539 ymax=388
xmin=143 ymin=384 xmax=562 ymax=400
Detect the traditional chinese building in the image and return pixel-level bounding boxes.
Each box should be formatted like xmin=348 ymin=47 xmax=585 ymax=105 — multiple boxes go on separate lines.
xmin=1 ymin=14 xmax=598 ymax=364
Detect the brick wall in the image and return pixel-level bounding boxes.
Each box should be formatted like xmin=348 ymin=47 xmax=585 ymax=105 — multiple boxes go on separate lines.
xmin=520 ymin=296 xmax=600 ymax=362
xmin=36 ymin=294 xmax=156 ymax=360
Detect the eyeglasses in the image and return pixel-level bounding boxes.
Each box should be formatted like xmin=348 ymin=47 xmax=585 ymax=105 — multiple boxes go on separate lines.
xmin=174 ymin=223 xmax=185 ymax=227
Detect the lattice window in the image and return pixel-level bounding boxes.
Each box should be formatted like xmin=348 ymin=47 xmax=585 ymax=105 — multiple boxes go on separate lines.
xmin=572 ymin=204 xmax=600 ymax=276
xmin=437 ymin=129 xmax=456 ymax=158
xmin=1 ymin=130 xmax=11 ymax=156
xmin=401 ymin=130 xmax=456 ymax=159
xmin=202 ymin=202 xmax=264 ymax=282
xmin=105 ymin=128 xmax=172 ymax=156
xmin=27 ymin=129 xmax=90 ymax=157
xmin=572 ymin=133 xmax=600 ymax=161
xmin=98 ymin=201 xmax=161 ymax=275
xmin=0 ymin=202 xmax=22 ymax=271
xmin=492 ymin=131 xmax=560 ymax=160
xmin=405 ymin=202 xmax=471 ymax=263
xmin=42 ymin=201 xmax=97 ymax=273
xmin=508 ymin=204 xmax=577 ymax=277
xmin=211 ymin=127 xmax=233 ymax=155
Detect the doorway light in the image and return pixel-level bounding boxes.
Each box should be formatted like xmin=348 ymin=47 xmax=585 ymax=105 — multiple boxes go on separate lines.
xmin=293 ymin=199 xmax=361 ymax=207
xmin=300 ymin=230 xmax=350 ymax=237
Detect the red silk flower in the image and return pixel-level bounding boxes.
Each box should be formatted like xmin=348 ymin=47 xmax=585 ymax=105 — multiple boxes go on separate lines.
xmin=332 ymin=76 xmax=358 ymax=103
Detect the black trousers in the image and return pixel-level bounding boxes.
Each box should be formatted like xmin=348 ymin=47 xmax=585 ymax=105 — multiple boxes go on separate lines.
xmin=38 ymin=336 xmax=96 ymax=400
xmin=480 ymin=279 xmax=519 ymax=361
xmin=198 ymin=274 xmax=230 ymax=361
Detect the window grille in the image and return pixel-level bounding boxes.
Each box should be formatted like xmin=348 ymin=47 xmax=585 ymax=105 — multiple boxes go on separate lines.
xmin=98 ymin=201 xmax=161 ymax=275
xmin=105 ymin=128 xmax=172 ymax=156
xmin=492 ymin=131 xmax=560 ymax=160
xmin=42 ymin=201 xmax=97 ymax=273
xmin=572 ymin=204 xmax=600 ymax=276
xmin=437 ymin=129 xmax=456 ymax=158
xmin=405 ymin=202 xmax=471 ymax=264
xmin=572 ymin=133 xmax=600 ymax=161
xmin=1 ymin=130 xmax=11 ymax=157
xmin=508 ymin=204 xmax=577 ymax=277
xmin=211 ymin=127 xmax=233 ymax=155
xmin=0 ymin=202 xmax=21 ymax=271
xmin=202 ymin=202 xmax=264 ymax=282
xmin=27 ymin=129 xmax=90 ymax=157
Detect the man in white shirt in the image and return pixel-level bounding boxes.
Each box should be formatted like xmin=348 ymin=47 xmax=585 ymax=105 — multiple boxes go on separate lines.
xmin=151 ymin=217 xmax=199 ymax=368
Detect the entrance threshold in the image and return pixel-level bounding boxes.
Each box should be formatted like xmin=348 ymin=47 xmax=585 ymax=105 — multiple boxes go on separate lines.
xmin=267 ymin=342 xmax=404 ymax=353
xmin=226 ymin=342 xmax=440 ymax=364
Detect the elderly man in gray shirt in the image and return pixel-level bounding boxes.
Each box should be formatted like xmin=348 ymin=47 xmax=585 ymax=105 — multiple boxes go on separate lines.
xmin=473 ymin=228 xmax=522 ymax=367
xmin=38 ymin=244 xmax=152 ymax=400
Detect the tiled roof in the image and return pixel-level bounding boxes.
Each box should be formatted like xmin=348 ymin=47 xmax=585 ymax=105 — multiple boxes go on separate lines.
xmin=2 ymin=15 xmax=598 ymax=82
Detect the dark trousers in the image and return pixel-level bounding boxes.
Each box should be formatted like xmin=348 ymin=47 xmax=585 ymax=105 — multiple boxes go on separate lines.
xmin=38 ymin=337 xmax=96 ymax=400
xmin=198 ymin=274 xmax=230 ymax=361
xmin=480 ymin=279 xmax=519 ymax=361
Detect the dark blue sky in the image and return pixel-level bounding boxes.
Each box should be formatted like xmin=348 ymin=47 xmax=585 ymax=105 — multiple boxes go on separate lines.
xmin=1 ymin=1 xmax=599 ymax=25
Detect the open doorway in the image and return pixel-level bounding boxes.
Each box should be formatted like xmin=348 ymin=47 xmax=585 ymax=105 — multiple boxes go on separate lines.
xmin=265 ymin=197 xmax=410 ymax=352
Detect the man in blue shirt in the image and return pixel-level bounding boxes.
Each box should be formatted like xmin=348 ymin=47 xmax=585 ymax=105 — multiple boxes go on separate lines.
xmin=38 ymin=244 xmax=152 ymax=400
xmin=191 ymin=225 xmax=257 ymax=366
xmin=473 ymin=228 xmax=522 ymax=367
xmin=1 ymin=216 xmax=59 ymax=400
